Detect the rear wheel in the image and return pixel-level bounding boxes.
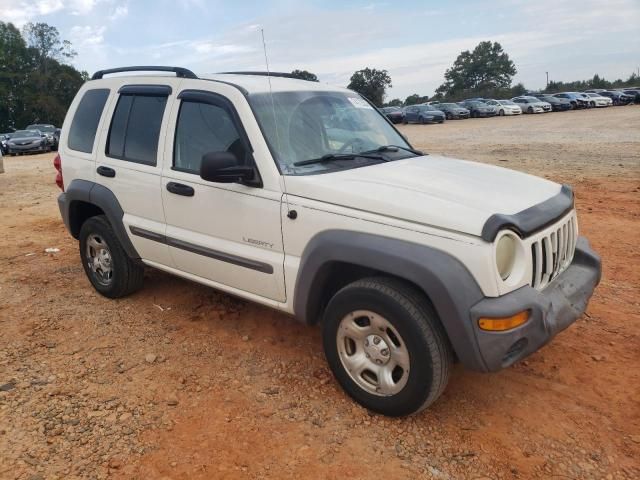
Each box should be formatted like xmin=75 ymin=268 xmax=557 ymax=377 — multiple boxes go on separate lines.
xmin=322 ymin=277 xmax=453 ymax=416
xmin=79 ymin=215 xmax=144 ymax=298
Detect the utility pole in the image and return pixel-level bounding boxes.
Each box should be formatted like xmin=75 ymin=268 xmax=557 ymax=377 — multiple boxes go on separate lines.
xmin=546 ymin=71 xmax=549 ymax=87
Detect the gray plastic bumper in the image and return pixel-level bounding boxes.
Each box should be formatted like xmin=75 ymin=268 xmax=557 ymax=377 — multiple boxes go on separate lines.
xmin=469 ymin=236 xmax=601 ymax=372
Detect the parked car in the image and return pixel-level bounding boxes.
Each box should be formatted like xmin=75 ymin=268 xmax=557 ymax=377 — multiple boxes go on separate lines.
xmin=552 ymin=92 xmax=589 ymax=109
xmin=622 ymin=89 xmax=640 ymax=104
xmin=581 ymin=93 xmax=612 ymax=107
xmin=484 ymin=99 xmax=522 ymax=115
xmin=584 ymin=89 xmax=607 ymax=94
xmin=435 ymin=102 xmax=470 ymax=119
xmin=402 ymin=104 xmax=445 ymax=124
xmin=0 ymin=134 xmax=10 ymax=154
xmin=598 ymin=90 xmax=634 ymax=105
xmin=5 ymin=129 xmax=50 ymax=155
xmin=26 ymin=123 xmax=59 ymax=150
xmin=380 ymin=106 xmax=404 ymax=124
xmin=529 ymin=94 xmax=572 ymax=112
xmin=458 ymin=100 xmax=497 ymax=118
xmin=55 ymin=66 xmax=601 ymax=416
xmin=512 ymin=96 xmax=551 ymax=113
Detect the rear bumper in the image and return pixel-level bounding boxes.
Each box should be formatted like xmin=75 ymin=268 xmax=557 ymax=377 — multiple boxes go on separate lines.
xmin=468 ymin=237 xmax=601 ymax=372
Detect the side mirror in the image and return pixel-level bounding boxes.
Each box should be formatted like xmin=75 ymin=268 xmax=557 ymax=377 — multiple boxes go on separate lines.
xmin=200 ymin=151 xmax=256 ymax=185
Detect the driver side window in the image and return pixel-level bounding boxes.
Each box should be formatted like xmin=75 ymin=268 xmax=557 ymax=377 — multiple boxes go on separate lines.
xmin=173 ymin=101 xmax=246 ymax=174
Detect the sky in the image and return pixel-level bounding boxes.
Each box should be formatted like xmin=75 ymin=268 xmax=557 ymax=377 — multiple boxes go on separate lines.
xmin=2 ymin=0 xmax=639 ymax=99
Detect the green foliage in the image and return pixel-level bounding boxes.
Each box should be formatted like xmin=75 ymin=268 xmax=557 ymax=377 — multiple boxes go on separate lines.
xmin=290 ymin=69 xmax=319 ymax=82
xmin=403 ymin=94 xmax=429 ymax=106
xmin=384 ymin=98 xmax=403 ymax=107
xmin=543 ymin=73 xmax=639 ymax=93
xmin=0 ymin=21 xmax=85 ymax=131
xmin=347 ymin=68 xmax=392 ymax=107
xmin=436 ymin=41 xmax=516 ymax=99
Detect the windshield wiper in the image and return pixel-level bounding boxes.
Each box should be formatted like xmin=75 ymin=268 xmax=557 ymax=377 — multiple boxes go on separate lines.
xmin=293 ymin=152 xmax=388 ymax=167
xmin=366 ymin=145 xmax=424 ymax=156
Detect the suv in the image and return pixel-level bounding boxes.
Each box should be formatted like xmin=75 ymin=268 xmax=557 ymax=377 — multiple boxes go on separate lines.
xmin=55 ymin=66 xmax=601 ymax=416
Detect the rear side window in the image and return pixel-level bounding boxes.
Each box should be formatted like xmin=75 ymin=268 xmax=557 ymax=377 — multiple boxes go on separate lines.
xmin=68 ymin=89 xmax=110 ymax=153
xmin=107 ymin=94 xmax=167 ymax=165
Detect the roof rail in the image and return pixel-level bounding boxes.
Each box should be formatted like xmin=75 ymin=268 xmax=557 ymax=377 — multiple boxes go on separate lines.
xmin=91 ymin=66 xmax=198 ymax=80
xmin=220 ymin=71 xmax=306 ymax=80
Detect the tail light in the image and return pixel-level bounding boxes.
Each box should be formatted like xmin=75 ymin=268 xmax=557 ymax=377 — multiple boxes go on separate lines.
xmin=53 ymin=153 xmax=64 ymax=191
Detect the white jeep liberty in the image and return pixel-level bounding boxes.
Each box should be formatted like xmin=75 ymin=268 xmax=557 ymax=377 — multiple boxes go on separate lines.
xmin=55 ymin=67 xmax=601 ymax=416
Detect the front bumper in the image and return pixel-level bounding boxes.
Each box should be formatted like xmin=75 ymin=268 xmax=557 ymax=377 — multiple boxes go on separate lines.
xmin=469 ymin=237 xmax=601 ymax=372
xmin=8 ymin=143 xmax=46 ymax=153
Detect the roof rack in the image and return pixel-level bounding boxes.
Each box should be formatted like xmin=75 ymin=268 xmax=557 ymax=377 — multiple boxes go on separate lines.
xmin=91 ymin=66 xmax=198 ymax=80
xmin=220 ymin=71 xmax=305 ymax=80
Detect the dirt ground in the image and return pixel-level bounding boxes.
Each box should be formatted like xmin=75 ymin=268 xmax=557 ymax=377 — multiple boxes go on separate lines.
xmin=1 ymin=106 xmax=639 ymax=480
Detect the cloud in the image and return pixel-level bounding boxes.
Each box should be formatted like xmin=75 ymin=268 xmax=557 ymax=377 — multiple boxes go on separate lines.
xmin=108 ymin=3 xmax=128 ymax=21
xmin=0 ymin=0 xmax=64 ymax=26
xmin=69 ymin=25 xmax=106 ymax=46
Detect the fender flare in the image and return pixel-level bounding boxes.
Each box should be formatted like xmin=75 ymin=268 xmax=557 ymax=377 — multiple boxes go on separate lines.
xmin=58 ymin=179 xmax=140 ymax=259
xmin=293 ymin=230 xmax=488 ymax=371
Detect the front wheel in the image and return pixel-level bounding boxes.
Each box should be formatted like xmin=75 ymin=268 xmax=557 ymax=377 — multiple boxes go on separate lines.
xmin=79 ymin=215 xmax=144 ymax=298
xmin=322 ymin=277 xmax=453 ymax=416
xmin=499 ymin=109 xmax=505 ymax=116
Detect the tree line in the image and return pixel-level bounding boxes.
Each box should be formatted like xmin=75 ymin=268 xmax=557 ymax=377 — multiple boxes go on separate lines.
xmin=0 ymin=21 xmax=87 ymax=132
xmin=341 ymin=41 xmax=638 ymax=107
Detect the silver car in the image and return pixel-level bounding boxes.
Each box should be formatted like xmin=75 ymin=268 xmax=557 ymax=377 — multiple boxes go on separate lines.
xmin=512 ymin=96 xmax=552 ymax=114
xmin=485 ymin=99 xmax=522 ymax=116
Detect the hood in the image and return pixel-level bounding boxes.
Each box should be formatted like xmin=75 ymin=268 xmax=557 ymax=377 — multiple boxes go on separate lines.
xmin=285 ymin=155 xmax=561 ymax=238
xmin=9 ymin=135 xmax=41 ymax=143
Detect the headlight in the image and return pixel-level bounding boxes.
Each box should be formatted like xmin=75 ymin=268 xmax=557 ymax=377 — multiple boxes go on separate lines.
xmin=496 ymin=233 xmax=517 ymax=280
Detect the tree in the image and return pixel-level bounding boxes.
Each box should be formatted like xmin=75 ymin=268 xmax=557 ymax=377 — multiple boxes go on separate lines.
xmin=436 ymin=41 xmax=516 ymax=99
xmin=404 ymin=93 xmax=429 ymax=106
xmin=0 ymin=21 xmax=85 ymax=131
xmin=22 ymin=22 xmax=76 ymax=73
xmin=290 ymin=69 xmax=318 ymax=82
xmin=347 ymin=68 xmax=392 ymax=107
xmin=384 ymin=98 xmax=403 ymax=107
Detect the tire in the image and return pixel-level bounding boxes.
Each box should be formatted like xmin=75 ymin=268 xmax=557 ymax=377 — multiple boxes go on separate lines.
xmin=322 ymin=277 xmax=453 ymax=416
xmin=445 ymin=113 xmax=451 ymax=120
xmin=402 ymin=118 xmax=408 ymax=125
xmin=79 ymin=215 xmax=144 ymax=299
xmin=527 ymin=106 xmax=533 ymax=114
xmin=499 ymin=109 xmax=505 ymax=116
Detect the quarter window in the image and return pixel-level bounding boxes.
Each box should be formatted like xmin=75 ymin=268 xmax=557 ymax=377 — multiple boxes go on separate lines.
xmin=107 ymin=94 xmax=167 ymax=165
xmin=68 ymin=89 xmax=110 ymax=153
xmin=173 ymin=101 xmax=246 ymax=174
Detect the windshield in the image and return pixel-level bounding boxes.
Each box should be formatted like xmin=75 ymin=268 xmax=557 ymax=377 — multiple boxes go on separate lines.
xmin=498 ymin=100 xmax=515 ymax=105
xmin=11 ymin=130 xmax=38 ymax=139
xmin=439 ymin=103 xmax=457 ymax=108
xmin=250 ymin=91 xmax=413 ymax=175
xmin=28 ymin=124 xmax=54 ymax=133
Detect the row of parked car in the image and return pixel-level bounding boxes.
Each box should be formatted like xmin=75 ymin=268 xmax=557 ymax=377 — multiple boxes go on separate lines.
xmin=381 ymin=88 xmax=640 ymax=124
xmin=0 ymin=124 xmax=60 ymax=155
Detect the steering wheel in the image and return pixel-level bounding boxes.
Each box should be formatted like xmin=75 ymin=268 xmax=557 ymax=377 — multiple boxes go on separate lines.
xmin=337 ymin=138 xmax=365 ymax=153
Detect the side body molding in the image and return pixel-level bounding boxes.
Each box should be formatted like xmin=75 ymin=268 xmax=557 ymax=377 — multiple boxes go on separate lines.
xmin=293 ymin=230 xmax=488 ymax=370
xmin=58 ymin=179 xmax=141 ymax=260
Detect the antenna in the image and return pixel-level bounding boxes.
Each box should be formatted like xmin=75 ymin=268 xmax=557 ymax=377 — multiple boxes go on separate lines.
xmin=261 ymin=28 xmax=293 ymax=217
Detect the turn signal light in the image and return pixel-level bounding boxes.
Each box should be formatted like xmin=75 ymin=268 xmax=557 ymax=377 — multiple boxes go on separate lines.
xmin=478 ymin=311 xmax=530 ymax=331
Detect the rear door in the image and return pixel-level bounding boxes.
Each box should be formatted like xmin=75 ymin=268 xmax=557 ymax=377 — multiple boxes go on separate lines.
xmin=94 ymin=79 xmax=181 ymax=266
xmin=160 ymin=82 xmax=285 ymax=302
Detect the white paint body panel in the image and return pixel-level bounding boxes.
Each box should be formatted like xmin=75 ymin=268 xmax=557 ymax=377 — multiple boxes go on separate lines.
xmin=284 ymin=156 xmax=561 ymax=238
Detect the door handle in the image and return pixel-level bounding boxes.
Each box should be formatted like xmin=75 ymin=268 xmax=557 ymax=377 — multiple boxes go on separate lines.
xmin=97 ymin=166 xmax=116 ymax=178
xmin=166 ymin=182 xmax=195 ymax=197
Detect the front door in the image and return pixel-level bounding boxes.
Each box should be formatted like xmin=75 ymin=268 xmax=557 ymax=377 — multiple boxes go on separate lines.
xmin=160 ymin=86 xmax=286 ymax=302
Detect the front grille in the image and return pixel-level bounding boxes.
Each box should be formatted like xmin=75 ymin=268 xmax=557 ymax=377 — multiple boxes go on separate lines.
xmin=529 ymin=213 xmax=578 ymax=290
